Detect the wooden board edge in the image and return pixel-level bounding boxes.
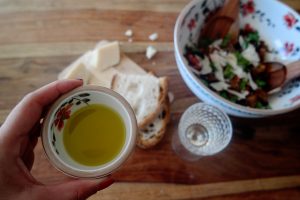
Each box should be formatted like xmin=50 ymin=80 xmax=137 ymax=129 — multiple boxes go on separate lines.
xmin=89 ymin=175 xmax=300 ymax=200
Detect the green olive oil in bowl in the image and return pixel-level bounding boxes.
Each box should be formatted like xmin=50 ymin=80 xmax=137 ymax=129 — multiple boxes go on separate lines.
xmin=63 ymin=104 xmax=126 ymax=166
xmin=42 ymin=85 xmax=137 ymax=178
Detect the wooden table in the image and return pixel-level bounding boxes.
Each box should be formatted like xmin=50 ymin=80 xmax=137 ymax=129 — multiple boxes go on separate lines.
xmin=1 ymin=0 xmax=300 ymax=199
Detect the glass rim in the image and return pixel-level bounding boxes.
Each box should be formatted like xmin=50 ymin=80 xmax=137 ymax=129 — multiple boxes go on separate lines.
xmin=178 ymin=102 xmax=233 ymax=156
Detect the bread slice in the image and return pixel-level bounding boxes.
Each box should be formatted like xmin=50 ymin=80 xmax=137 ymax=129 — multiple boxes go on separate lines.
xmin=111 ymin=73 xmax=168 ymax=129
xmin=137 ymin=98 xmax=171 ymax=149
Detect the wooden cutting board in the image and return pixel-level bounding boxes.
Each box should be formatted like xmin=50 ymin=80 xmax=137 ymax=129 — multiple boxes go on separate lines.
xmin=16 ymin=51 xmax=299 ymax=185
xmin=0 ymin=0 xmax=300 ymax=187
xmin=90 ymin=61 xmax=300 ymax=184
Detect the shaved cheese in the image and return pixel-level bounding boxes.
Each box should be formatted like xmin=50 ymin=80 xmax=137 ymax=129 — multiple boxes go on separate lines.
xmin=226 ymin=53 xmax=248 ymax=79
xmin=149 ymin=33 xmax=158 ymax=41
xmin=210 ymin=51 xmax=226 ymax=81
xmin=242 ymin=44 xmax=260 ymax=67
xmin=210 ymin=50 xmax=227 ymax=67
xmin=227 ymin=89 xmax=249 ymax=100
xmin=210 ymin=39 xmax=222 ymax=49
xmin=219 ymin=50 xmax=227 ymax=57
xmin=200 ymin=56 xmax=212 ymax=75
xmin=146 ymin=46 xmax=157 ymax=59
xmin=189 ymin=66 xmax=201 ymax=76
xmin=239 ymin=36 xmax=247 ymax=50
xmin=210 ymin=82 xmax=229 ymax=91
xmin=215 ymin=68 xmax=224 ymax=81
xmin=125 ymin=29 xmax=133 ymax=37
xmin=247 ymin=73 xmax=258 ymax=90
xmin=225 ymin=53 xmax=237 ymax=67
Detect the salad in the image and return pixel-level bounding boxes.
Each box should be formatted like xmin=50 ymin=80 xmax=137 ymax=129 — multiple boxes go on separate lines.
xmin=184 ymin=24 xmax=273 ymax=109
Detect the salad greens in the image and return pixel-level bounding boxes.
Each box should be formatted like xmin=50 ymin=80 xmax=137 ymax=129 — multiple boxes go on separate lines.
xmin=239 ymin=79 xmax=248 ymax=91
xmin=198 ymin=37 xmax=213 ymax=49
xmin=244 ymin=31 xmax=260 ymax=46
xmin=234 ymin=52 xmax=252 ymax=71
xmin=184 ymin=26 xmax=272 ymax=109
xmin=220 ymin=35 xmax=231 ymax=48
xmin=255 ymin=79 xmax=267 ymax=88
xmin=223 ymin=64 xmax=235 ymax=80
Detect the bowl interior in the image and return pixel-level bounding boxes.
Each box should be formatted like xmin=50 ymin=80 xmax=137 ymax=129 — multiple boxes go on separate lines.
xmin=175 ymin=0 xmax=300 ymax=114
xmin=42 ymin=86 xmax=136 ymax=177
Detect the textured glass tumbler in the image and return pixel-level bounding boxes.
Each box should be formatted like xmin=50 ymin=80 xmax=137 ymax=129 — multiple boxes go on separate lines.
xmin=172 ymin=103 xmax=232 ymax=161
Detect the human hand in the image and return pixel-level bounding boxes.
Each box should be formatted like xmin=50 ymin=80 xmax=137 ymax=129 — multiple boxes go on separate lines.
xmin=0 ymin=80 xmax=114 ymax=200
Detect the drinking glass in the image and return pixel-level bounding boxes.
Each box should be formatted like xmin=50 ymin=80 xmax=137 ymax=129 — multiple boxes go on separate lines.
xmin=172 ymin=103 xmax=232 ymax=161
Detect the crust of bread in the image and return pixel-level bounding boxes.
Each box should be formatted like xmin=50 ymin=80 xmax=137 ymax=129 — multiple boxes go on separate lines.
xmin=110 ymin=73 xmax=117 ymax=89
xmin=137 ymin=97 xmax=171 ymax=149
xmin=138 ymin=76 xmax=168 ymax=129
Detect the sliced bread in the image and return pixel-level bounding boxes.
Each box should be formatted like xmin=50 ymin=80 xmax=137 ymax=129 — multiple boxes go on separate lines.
xmin=137 ymin=98 xmax=171 ymax=149
xmin=111 ymin=73 xmax=168 ymax=129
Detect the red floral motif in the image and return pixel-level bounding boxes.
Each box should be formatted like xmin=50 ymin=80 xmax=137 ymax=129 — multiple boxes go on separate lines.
xmin=290 ymin=95 xmax=300 ymax=104
xmin=244 ymin=23 xmax=254 ymax=33
xmin=187 ymin=53 xmax=201 ymax=70
xmin=284 ymin=13 xmax=298 ymax=28
xmin=188 ymin=18 xmax=196 ymax=31
xmin=284 ymin=42 xmax=294 ymax=55
xmin=54 ymin=103 xmax=73 ymax=131
xmin=241 ymin=0 xmax=255 ymax=16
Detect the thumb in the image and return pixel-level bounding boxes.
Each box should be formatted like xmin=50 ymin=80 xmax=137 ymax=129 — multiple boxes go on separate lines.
xmin=46 ymin=177 xmax=114 ymax=200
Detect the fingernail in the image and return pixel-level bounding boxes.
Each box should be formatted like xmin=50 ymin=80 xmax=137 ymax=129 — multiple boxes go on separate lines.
xmin=97 ymin=177 xmax=114 ymax=190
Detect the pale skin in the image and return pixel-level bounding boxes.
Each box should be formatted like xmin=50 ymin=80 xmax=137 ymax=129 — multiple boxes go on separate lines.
xmin=0 ymin=79 xmax=114 ymax=200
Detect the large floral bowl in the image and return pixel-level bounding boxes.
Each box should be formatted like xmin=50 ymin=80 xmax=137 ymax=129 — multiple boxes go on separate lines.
xmin=174 ymin=0 xmax=300 ymax=117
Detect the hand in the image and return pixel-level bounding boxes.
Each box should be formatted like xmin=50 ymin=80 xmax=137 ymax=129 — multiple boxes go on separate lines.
xmin=0 ymin=80 xmax=114 ymax=200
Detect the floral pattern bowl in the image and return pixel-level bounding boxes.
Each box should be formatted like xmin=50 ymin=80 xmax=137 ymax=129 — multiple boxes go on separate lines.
xmin=41 ymin=85 xmax=137 ymax=178
xmin=174 ymin=0 xmax=300 ymax=117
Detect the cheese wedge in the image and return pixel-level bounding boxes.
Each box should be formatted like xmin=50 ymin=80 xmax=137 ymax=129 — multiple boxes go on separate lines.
xmin=58 ymin=51 xmax=91 ymax=84
xmin=89 ymin=41 xmax=120 ymax=71
xmin=88 ymin=52 xmax=146 ymax=87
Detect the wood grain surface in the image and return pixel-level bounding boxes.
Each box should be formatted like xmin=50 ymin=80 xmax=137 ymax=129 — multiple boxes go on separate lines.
xmin=1 ymin=0 xmax=300 ymax=199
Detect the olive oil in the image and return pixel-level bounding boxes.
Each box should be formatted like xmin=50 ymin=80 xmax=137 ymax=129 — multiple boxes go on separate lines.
xmin=63 ymin=104 xmax=125 ymax=166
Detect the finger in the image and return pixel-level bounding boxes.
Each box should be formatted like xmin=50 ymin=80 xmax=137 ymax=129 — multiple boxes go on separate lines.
xmin=45 ymin=177 xmax=114 ymax=200
xmin=22 ymin=146 xmax=35 ymax=171
xmin=0 ymin=79 xmax=83 ymax=145
xmin=21 ymin=136 xmax=38 ymax=170
xmin=18 ymin=120 xmax=40 ymax=157
xmin=29 ymin=120 xmax=42 ymax=139
xmin=18 ymin=123 xmax=39 ymax=169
